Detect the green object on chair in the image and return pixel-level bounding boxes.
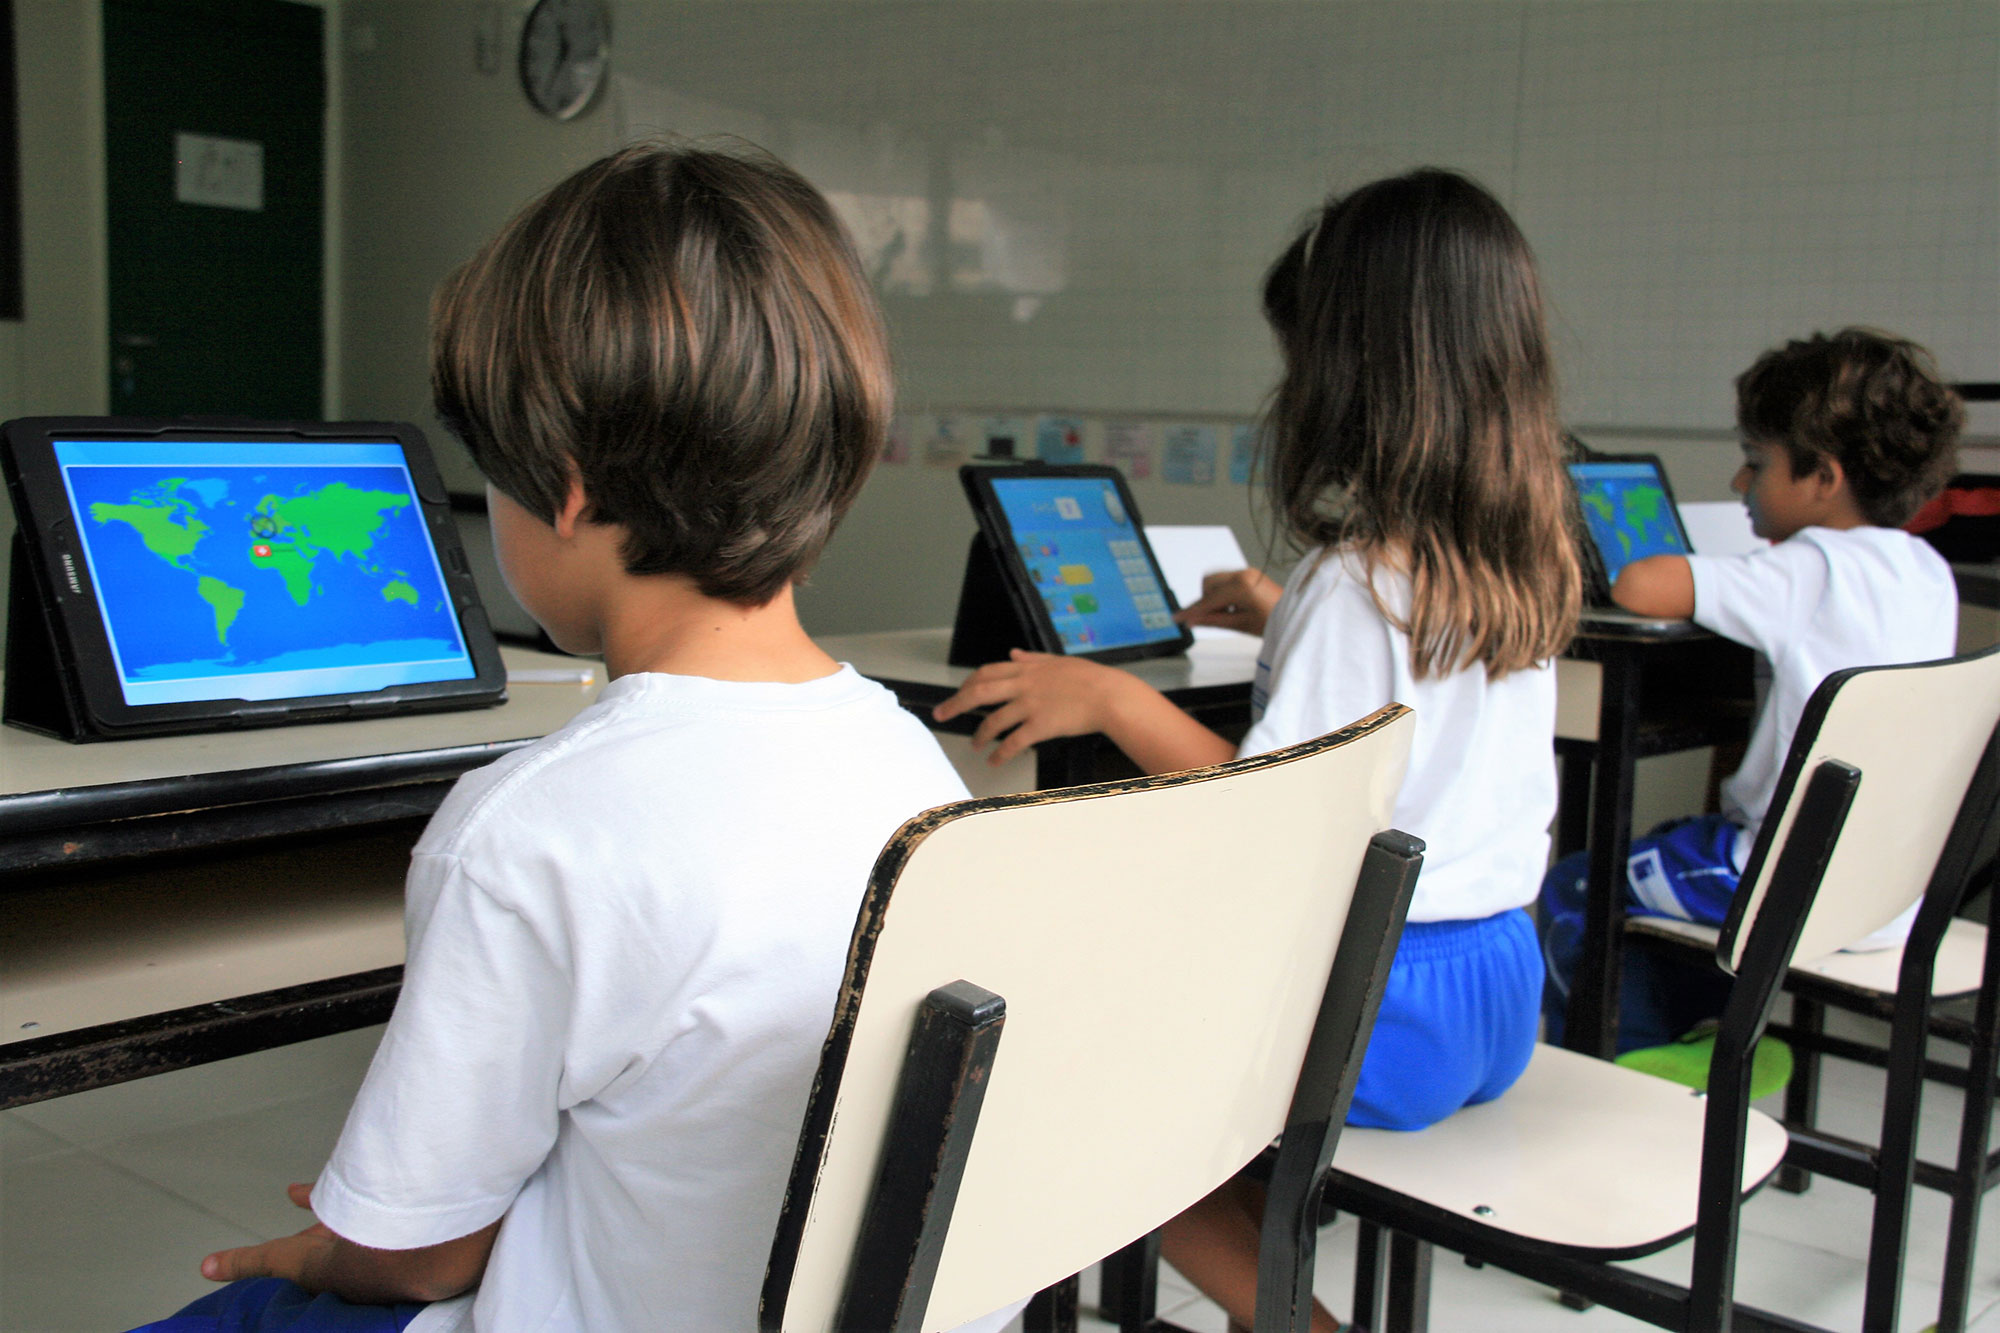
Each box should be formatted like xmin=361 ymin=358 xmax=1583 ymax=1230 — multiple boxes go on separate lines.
xmin=1615 ymin=1023 xmax=1794 ymax=1101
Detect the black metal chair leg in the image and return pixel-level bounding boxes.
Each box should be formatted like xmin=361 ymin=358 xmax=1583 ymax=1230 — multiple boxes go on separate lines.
xmin=1351 ymin=1220 xmax=1387 ymax=1333
xmin=1382 ymin=1232 xmax=1432 ymax=1333
xmin=1777 ymin=993 xmax=1824 ymax=1194
xmin=1937 ymin=918 xmax=2000 ymax=1332
xmin=1861 ymin=984 xmax=1936 ymax=1333
xmin=1025 ymin=1274 xmax=1080 ymax=1333
xmin=1099 ymin=1231 xmax=1161 ymax=1333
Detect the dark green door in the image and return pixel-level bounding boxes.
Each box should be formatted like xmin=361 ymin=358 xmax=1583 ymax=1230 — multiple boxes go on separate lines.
xmin=104 ymin=0 xmax=323 ymax=419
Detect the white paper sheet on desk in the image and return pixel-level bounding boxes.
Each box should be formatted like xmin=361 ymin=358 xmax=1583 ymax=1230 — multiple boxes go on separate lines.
xmin=1144 ymin=524 xmax=1259 ymax=641
xmin=1678 ymin=502 xmax=1769 ymax=558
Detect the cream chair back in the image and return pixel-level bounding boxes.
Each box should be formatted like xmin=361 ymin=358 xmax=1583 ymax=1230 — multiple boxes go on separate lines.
xmin=1725 ymin=644 xmax=2000 ymax=973
xmin=763 ymin=706 xmax=1415 ymax=1333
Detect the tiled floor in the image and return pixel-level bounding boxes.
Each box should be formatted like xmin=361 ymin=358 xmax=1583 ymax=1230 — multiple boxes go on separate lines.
xmin=1 ymin=1013 xmax=1995 ymax=1332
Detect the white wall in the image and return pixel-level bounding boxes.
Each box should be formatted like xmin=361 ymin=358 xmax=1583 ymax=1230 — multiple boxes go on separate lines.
xmin=9 ymin=2 xmax=1996 ymax=644
xmin=334 ymin=0 xmax=1998 ymax=635
xmin=0 ymin=0 xmax=112 ymax=640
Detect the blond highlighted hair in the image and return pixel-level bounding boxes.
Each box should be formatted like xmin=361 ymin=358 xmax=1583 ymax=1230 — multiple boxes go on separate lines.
xmin=1260 ymin=169 xmax=1581 ymax=678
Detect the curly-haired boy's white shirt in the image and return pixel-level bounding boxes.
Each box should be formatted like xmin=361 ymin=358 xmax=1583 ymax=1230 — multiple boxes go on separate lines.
xmin=310 ymin=667 xmax=999 ymax=1332
xmin=1689 ymin=525 xmax=1956 ymax=842
xmin=1688 ymin=524 xmax=1956 ymax=949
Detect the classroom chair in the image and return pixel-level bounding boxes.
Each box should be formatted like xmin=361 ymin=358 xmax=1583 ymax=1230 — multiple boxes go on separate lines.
xmin=757 ymin=706 xmax=1424 ymax=1333
xmin=1322 ymin=647 xmax=2000 ymax=1333
xmin=1622 ymin=641 xmax=2000 ymax=1333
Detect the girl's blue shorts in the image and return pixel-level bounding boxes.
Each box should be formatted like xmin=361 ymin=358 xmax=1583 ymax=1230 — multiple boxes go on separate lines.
xmin=1347 ymin=907 xmax=1544 ymax=1131
xmin=128 ymin=1279 xmax=426 ymax=1333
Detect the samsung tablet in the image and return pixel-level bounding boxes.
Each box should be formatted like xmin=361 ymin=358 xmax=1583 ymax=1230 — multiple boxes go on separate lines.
xmin=958 ymin=463 xmax=1193 ymax=663
xmin=1568 ymin=454 xmax=1695 ymax=602
xmin=3 ymin=417 xmax=506 ymax=740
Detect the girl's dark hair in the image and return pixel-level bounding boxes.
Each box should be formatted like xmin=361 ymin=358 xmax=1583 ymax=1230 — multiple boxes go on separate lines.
xmin=431 ymin=140 xmax=892 ymax=605
xmin=1261 ymin=168 xmax=1580 ymax=678
xmin=1736 ymin=327 xmax=1963 ymax=527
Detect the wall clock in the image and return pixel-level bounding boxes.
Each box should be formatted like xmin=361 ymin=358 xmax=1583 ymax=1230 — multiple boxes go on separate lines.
xmin=519 ymin=0 xmax=609 ymax=121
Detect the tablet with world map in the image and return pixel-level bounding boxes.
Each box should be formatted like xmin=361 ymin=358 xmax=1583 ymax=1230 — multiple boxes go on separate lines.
xmin=4 ymin=419 xmax=505 ymax=740
xmin=1568 ymin=455 xmax=1695 ymax=600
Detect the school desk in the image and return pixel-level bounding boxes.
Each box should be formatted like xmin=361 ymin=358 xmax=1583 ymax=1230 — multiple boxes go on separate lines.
xmin=817 ymin=627 xmax=1264 ymax=789
xmin=0 ymin=645 xmax=604 ymax=1107
xmin=1554 ymin=618 xmax=1755 ymax=1060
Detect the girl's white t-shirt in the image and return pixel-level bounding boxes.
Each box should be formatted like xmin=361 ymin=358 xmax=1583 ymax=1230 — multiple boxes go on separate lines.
xmin=310 ymin=668 xmax=990 ymax=1333
xmin=1239 ymin=547 xmax=1558 ymax=923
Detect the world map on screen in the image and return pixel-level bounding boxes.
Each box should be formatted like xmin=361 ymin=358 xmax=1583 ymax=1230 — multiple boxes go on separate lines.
xmin=1575 ymin=470 xmax=1688 ymax=581
xmin=66 ymin=466 xmax=467 ymax=684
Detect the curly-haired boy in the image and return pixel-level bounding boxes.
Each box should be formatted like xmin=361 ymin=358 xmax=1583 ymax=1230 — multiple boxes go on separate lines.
xmin=1542 ymin=327 xmax=1964 ymax=1051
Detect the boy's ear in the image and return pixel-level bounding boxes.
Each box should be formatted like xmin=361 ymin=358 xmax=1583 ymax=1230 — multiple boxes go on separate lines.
xmin=1809 ymin=453 xmax=1847 ymax=499
xmin=552 ymin=480 xmax=590 ymax=541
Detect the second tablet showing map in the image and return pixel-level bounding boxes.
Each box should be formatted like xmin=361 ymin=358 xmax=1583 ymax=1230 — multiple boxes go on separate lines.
xmin=1568 ymin=455 xmax=1695 ymax=602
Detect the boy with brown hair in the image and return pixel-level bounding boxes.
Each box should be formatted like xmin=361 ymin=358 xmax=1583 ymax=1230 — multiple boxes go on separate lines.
xmin=145 ymin=143 xmax=981 ymax=1333
xmin=1542 ymin=326 xmax=1965 ymax=1051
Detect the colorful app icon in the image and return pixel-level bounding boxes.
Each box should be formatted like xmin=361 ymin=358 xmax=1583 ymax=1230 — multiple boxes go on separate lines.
xmin=1072 ymin=593 xmax=1099 ymax=614
xmin=1059 ymin=564 xmax=1094 ymax=585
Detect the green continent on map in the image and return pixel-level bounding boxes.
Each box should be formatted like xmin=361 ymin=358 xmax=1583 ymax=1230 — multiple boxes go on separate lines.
xmin=261 ymin=484 xmax=410 ymax=562
xmin=249 ymin=542 xmax=318 ymax=606
xmin=197 ymin=576 xmax=246 ymax=645
xmin=248 ymin=484 xmax=412 ymax=605
xmin=1622 ymin=485 xmax=1665 ymax=526
xmin=381 ymin=578 xmax=418 ymax=606
xmin=89 ymin=497 xmax=208 ymax=571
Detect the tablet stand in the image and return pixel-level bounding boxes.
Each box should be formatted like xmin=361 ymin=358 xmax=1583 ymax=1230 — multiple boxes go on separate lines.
xmin=4 ymin=531 xmax=95 ymax=740
xmin=947 ymin=532 xmax=1042 ymax=667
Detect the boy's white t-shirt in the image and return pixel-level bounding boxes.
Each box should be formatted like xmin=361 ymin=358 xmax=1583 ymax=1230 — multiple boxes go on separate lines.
xmin=1689 ymin=525 xmax=1957 ymax=839
xmin=1688 ymin=526 xmax=1956 ymax=950
xmin=311 ymin=667 xmax=979 ymax=1333
xmin=1239 ymin=547 xmax=1558 ymax=923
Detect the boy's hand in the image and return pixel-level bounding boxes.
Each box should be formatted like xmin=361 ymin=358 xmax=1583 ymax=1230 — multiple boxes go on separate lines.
xmin=1175 ymin=569 xmax=1280 ymax=636
xmin=933 ymin=650 xmax=1139 ymax=765
xmin=202 ymin=1183 xmax=336 ymax=1290
xmin=1611 ymin=555 xmax=1695 ymax=619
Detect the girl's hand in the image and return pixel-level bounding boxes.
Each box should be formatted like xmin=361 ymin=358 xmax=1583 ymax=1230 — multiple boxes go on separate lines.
xmin=1175 ymin=569 xmax=1281 ymax=636
xmin=932 ymin=650 xmax=1139 ymax=765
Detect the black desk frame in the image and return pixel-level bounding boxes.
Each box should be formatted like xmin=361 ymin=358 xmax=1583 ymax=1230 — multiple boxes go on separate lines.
xmin=1556 ymin=623 xmax=1754 ymax=1059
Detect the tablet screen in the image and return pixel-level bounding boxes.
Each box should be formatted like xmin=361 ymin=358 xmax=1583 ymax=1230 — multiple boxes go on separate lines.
xmin=1569 ymin=459 xmax=1692 ymax=585
xmin=53 ymin=437 xmax=477 ymax=706
xmin=989 ymin=473 xmax=1182 ymax=653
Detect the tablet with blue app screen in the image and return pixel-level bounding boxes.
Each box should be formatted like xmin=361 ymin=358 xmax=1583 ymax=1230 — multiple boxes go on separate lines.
xmin=959 ymin=463 xmax=1191 ymax=663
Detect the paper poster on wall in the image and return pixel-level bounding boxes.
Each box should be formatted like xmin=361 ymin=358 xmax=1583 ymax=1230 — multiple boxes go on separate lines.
xmin=983 ymin=417 xmax=1032 ymax=460
xmin=1104 ymin=421 xmax=1154 ymax=480
xmin=1229 ymin=424 xmax=1257 ymax=486
xmin=1161 ymin=425 xmax=1218 ymax=486
xmin=175 ymin=133 xmax=264 ymax=212
xmin=926 ymin=416 xmax=971 ymax=467
xmin=1035 ymin=415 xmax=1085 ymax=464
xmin=881 ymin=415 xmax=913 ymax=465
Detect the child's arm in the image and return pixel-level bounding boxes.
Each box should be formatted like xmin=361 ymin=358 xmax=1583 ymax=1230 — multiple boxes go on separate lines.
xmin=1612 ymin=555 xmax=1695 ymax=618
xmin=933 ymin=649 xmax=1238 ymax=774
xmin=1175 ymin=568 xmax=1282 ymax=636
xmin=201 ymin=1182 xmax=499 ymax=1305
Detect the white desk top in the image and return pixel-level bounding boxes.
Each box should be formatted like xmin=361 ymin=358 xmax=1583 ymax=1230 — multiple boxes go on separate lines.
xmin=0 ymin=645 xmax=603 ymax=801
xmin=818 ymin=627 xmax=1261 ymax=698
